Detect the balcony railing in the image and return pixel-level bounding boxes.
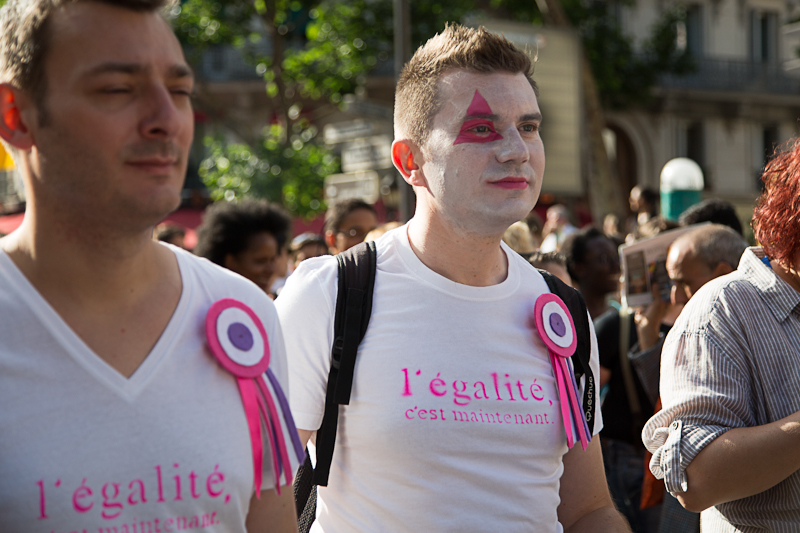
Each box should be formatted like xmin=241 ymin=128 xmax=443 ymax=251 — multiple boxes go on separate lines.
xmin=658 ymin=57 xmax=800 ymax=95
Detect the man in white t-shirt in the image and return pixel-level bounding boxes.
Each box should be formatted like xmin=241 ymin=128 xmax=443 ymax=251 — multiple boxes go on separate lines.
xmin=0 ymin=1 xmax=299 ymax=531
xmin=277 ymin=24 xmax=627 ymax=532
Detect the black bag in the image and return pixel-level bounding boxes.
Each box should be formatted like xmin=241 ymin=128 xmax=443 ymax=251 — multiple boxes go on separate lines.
xmin=293 ymin=241 xmax=595 ymax=530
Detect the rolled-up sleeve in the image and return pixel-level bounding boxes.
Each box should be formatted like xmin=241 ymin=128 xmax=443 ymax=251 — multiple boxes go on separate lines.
xmin=642 ymin=319 xmax=752 ymax=495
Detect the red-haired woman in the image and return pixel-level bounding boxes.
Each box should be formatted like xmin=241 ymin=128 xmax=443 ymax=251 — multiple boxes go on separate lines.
xmin=642 ymin=138 xmax=800 ymax=531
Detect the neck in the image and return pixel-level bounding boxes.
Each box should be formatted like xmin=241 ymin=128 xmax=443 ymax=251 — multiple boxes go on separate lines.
xmin=406 ymin=213 xmax=508 ymax=287
xmin=2 ymin=203 xmax=173 ymax=304
xmin=577 ymin=285 xmax=611 ymax=320
xmin=773 ymin=259 xmax=800 ymax=294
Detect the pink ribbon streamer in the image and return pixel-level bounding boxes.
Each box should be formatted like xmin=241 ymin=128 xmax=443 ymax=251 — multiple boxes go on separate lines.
xmin=238 ymin=378 xmax=265 ymax=494
xmin=258 ymin=377 xmax=294 ymax=489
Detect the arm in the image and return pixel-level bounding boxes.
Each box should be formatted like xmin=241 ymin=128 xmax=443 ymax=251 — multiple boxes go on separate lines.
xmin=246 ymin=487 xmax=300 ymax=533
xmin=298 ymin=429 xmax=314 ymax=450
xmin=557 ymin=438 xmax=631 ymax=532
xmin=643 ymin=308 xmax=786 ymax=512
xmin=633 ymin=290 xmax=667 ymax=351
xmin=678 ymin=412 xmax=800 ymax=512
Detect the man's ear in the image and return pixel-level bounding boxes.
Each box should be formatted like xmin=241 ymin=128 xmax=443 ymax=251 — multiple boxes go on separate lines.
xmin=392 ymin=140 xmax=426 ymax=188
xmin=0 ymin=84 xmax=33 ymax=151
xmin=324 ymin=230 xmax=338 ymax=254
xmin=712 ymin=261 xmax=734 ymax=278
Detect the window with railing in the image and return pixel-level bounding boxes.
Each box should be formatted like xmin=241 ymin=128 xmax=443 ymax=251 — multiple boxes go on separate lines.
xmin=750 ymin=10 xmax=779 ymax=64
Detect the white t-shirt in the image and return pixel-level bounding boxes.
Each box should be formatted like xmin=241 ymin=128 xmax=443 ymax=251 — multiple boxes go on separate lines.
xmin=0 ymin=245 xmax=299 ymax=532
xmin=277 ymin=225 xmax=603 ymax=533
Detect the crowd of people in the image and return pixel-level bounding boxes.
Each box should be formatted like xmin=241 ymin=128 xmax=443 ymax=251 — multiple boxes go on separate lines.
xmin=2 ymin=1 xmax=800 ymax=533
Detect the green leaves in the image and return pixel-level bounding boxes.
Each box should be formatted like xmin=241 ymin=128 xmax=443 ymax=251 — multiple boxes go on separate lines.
xmin=199 ymin=124 xmax=338 ymax=219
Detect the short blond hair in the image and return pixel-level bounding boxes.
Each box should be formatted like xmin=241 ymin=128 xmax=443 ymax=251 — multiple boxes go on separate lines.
xmin=394 ymin=23 xmax=537 ymax=146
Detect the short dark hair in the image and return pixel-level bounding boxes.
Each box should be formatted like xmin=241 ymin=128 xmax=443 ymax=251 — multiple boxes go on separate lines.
xmin=639 ymin=188 xmax=659 ymax=213
xmin=561 ymin=227 xmax=606 ymax=281
xmin=0 ymin=0 xmax=169 ymax=125
xmin=632 ymin=215 xmax=680 ymax=241
xmin=155 ymin=223 xmax=185 ymax=243
xmin=194 ymin=199 xmax=291 ymax=266
xmin=674 ymin=224 xmax=748 ymax=271
xmin=528 ymin=251 xmax=567 ymax=271
xmin=679 ymin=198 xmax=743 ymax=236
xmin=394 ymin=23 xmax=537 ymax=146
xmin=324 ymin=199 xmax=377 ymax=234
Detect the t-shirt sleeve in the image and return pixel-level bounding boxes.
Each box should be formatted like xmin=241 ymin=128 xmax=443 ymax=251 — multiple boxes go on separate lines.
xmin=274 ymin=257 xmax=338 ymax=432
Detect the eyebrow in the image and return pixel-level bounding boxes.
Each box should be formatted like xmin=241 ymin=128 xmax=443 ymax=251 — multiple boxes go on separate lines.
xmin=82 ymin=62 xmax=194 ymax=80
xmin=461 ymin=112 xmax=543 ymax=123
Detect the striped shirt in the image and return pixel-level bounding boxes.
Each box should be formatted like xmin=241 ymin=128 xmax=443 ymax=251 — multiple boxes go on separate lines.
xmin=642 ymin=247 xmax=800 ymax=532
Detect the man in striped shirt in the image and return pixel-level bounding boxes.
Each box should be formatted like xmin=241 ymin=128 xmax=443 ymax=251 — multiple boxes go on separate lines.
xmin=644 ymin=138 xmax=800 ymax=532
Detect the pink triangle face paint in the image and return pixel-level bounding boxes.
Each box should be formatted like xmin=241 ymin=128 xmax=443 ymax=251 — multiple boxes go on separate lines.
xmin=453 ymin=90 xmax=504 ymax=145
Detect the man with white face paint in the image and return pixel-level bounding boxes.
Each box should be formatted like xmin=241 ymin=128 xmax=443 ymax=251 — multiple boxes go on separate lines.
xmin=278 ymin=24 xmax=627 ymax=532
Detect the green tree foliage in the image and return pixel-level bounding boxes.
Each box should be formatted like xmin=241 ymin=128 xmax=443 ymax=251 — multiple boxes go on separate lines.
xmin=200 ymin=124 xmax=338 ymax=214
xmin=564 ymin=1 xmax=693 ymax=108
xmin=176 ymin=0 xmax=691 ymax=217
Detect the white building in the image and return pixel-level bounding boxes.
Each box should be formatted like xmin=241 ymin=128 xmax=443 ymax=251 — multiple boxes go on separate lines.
xmin=608 ymin=0 xmax=799 ymax=229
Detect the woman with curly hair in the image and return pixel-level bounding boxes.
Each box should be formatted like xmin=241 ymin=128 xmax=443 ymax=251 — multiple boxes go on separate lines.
xmin=642 ymin=137 xmax=800 ymax=531
xmin=194 ymin=199 xmax=291 ymax=296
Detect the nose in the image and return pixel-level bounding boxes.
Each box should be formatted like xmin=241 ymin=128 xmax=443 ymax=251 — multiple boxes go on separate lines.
xmin=495 ymin=128 xmax=529 ymax=164
xmin=139 ymin=84 xmax=187 ymax=139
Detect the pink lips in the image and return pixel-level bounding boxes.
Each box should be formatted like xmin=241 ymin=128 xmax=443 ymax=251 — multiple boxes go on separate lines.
xmin=488 ymin=178 xmax=529 ymax=190
xmin=126 ymin=158 xmax=178 ymax=173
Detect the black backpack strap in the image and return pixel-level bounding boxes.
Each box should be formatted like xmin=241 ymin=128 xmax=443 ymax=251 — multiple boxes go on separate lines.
xmin=538 ymin=269 xmax=597 ymax=434
xmin=313 ymin=241 xmax=377 ymax=486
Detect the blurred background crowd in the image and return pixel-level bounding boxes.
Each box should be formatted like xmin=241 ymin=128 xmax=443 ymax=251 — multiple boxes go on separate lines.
xmin=0 ymin=0 xmax=795 ymax=530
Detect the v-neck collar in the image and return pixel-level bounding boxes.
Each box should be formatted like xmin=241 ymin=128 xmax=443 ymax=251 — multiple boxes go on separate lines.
xmin=0 ymin=246 xmax=194 ymax=401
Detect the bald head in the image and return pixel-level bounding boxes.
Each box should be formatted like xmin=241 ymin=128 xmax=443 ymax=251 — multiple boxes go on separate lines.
xmin=666 ymin=224 xmax=748 ymax=305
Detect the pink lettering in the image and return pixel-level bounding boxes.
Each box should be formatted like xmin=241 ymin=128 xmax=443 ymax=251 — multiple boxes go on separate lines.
xmin=504 ymin=374 xmax=516 ymax=401
xmin=401 ymin=368 xmax=415 ymax=396
xmin=473 ymin=381 xmax=490 ymax=400
xmin=36 ymin=479 xmax=48 ymax=520
xmin=418 ymin=409 xmax=428 ymax=420
xmin=452 ymin=380 xmax=471 ymax=406
xmin=516 ymin=381 xmax=529 ymax=401
xmin=127 ymin=479 xmax=147 ymax=506
xmin=429 ymin=373 xmax=446 ymax=397
xmin=155 ymin=465 xmax=165 ymax=502
xmin=165 ymin=517 xmax=174 ymax=532
xmin=491 ymin=372 xmax=502 ymax=400
xmin=405 ymin=407 xmax=415 ymax=419
xmin=207 ymin=465 xmax=224 ymax=497
xmin=530 ymin=379 xmax=544 ymax=401
xmin=72 ymin=478 xmax=93 ymax=513
xmin=189 ymin=471 xmax=201 ymax=499
xmin=173 ymin=463 xmax=182 ymax=501
xmin=504 ymin=414 xmax=513 ymax=423
xmin=101 ymin=483 xmax=123 ymax=520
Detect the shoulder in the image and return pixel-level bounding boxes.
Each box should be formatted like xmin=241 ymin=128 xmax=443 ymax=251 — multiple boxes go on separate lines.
xmin=676 ymin=270 xmax=763 ymax=334
xmin=172 ymin=245 xmax=278 ymax=319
